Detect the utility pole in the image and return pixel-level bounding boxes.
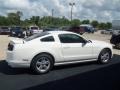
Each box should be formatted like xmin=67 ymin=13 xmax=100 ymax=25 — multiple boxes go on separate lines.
xmin=69 ymin=2 xmax=75 ymax=21
xmin=52 ymin=9 xmax=54 ymax=17
xmin=51 ymin=9 xmax=54 ymax=25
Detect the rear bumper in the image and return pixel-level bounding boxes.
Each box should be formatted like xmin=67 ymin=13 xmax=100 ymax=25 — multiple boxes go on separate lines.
xmin=6 ymin=60 xmax=30 ymax=68
xmin=6 ymin=51 xmax=30 ymax=68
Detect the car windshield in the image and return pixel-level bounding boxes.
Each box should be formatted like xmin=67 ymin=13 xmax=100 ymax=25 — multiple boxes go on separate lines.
xmin=1 ymin=27 xmax=9 ymax=29
xmin=43 ymin=28 xmax=59 ymax=31
xmin=31 ymin=27 xmax=39 ymax=30
xmin=25 ymin=32 xmax=49 ymax=41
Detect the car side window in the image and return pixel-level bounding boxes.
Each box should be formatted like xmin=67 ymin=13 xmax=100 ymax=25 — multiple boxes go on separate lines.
xmin=41 ymin=36 xmax=54 ymax=42
xmin=59 ymin=34 xmax=86 ymax=43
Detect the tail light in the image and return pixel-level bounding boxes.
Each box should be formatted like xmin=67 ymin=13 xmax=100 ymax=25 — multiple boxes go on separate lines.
xmin=8 ymin=43 xmax=14 ymax=51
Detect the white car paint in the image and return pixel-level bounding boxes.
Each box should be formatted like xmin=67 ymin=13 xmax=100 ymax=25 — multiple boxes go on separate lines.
xmin=29 ymin=26 xmax=43 ymax=34
xmin=31 ymin=29 xmax=43 ymax=34
xmin=6 ymin=31 xmax=113 ymax=68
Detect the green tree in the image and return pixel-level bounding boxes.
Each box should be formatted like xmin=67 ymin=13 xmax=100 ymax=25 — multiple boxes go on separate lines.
xmin=7 ymin=11 xmax=23 ymax=25
xmin=0 ymin=11 xmax=112 ymax=30
xmin=106 ymin=22 xmax=112 ymax=29
xmin=30 ymin=16 xmax=40 ymax=26
xmin=98 ymin=22 xmax=107 ymax=29
xmin=16 ymin=11 xmax=23 ymax=24
xmin=98 ymin=22 xmax=112 ymax=29
xmin=39 ymin=16 xmax=70 ymax=27
xmin=0 ymin=16 xmax=9 ymax=26
xmin=82 ymin=19 xmax=90 ymax=24
xmin=71 ymin=19 xmax=81 ymax=26
xmin=91 ymin=20 xmax=99 ymax=28
xmin=35 ymin=16 xmax=40 ymax=26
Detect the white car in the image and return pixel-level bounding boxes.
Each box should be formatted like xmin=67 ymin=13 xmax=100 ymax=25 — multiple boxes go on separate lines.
xmin=6 ymin=31 xmax=113 ymax=74
xmin=29 ymin=26 xmax=43 ymax=35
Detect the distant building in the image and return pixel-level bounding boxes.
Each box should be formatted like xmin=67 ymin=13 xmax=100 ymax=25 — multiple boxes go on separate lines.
xmin=112 ymin=20 xmax=120 ymax=35
xmin=112 ymin=20 xmax=120 ymax=30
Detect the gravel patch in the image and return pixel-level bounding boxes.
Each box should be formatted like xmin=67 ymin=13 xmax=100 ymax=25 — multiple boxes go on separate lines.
xmin=0 ymin=35 xmax=10 ymax=60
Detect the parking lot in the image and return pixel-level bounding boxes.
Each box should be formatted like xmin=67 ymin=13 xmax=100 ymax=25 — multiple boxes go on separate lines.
xmin=0 ymin=32 xmax=120 ymax=90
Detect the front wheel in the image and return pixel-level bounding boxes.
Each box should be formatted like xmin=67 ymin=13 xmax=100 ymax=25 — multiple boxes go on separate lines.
xmin=30 ymin=54 xmax=54 ymax=74
xmin=98 ymin=49 xmax=111 ymax=64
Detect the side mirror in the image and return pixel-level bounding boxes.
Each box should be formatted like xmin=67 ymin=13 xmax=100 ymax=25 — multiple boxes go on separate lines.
xmin=87 ymin=40 xmax=92 ymax=43
xmin=82 ymin=40 xmax=88 ymax=44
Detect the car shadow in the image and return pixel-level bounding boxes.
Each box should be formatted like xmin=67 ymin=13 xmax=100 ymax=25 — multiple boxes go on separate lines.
xmin=22 ymin=54 xmax=120 ymax=90
xmin=0 ymin=60 xmax=97 ymax=75
xmin=0 ymin=54 xmax=119 ymax=75
xmin=0 ymin=60 xmax=32 ymax=75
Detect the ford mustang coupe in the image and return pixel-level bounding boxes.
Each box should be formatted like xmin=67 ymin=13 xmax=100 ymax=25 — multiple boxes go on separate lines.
xmin=6 ymin=31 xmax=113 ymax=74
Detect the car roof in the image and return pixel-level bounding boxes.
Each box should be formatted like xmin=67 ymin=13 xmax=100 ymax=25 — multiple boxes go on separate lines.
xmin=47 ymin=30 xmax=76 ymax=35
xmin=80 ymin=24 xmax=93 ymax=27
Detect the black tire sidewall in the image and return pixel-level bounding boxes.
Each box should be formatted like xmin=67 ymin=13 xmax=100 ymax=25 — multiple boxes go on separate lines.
xmin=31 ymin=54 xmax=54 ymax=74
xmin=98 ymin=49 xmax=111 ymax=64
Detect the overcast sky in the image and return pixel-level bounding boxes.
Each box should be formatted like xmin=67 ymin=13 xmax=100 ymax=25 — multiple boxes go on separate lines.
xmin=0 ymin=0 xmax=120 ymax=22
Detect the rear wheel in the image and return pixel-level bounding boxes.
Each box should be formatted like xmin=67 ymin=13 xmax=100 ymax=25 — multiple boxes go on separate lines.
xmin=98 ymin=49 xmax=111 ymax=64
xmin=31 ymin=54 xmax=54 ymax=74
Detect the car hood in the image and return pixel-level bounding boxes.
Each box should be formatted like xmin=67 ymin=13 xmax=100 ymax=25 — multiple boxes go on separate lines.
xmin=91 ymin=40 xmax=107 ymax=43
xmin=91 ymin=40 xmax=112 ymax=47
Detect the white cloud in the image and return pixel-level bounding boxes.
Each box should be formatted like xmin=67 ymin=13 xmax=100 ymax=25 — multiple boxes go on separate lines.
xmin=3 ymin=0 xmax=30 ymax=9
xmin=0 ymin=0 xmax=120 ymax=22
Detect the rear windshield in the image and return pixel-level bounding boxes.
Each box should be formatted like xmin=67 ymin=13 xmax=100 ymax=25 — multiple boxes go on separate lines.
xmin=31 ymin=27 xmax=39 ymax=30
xmin=11 ymin=27 xmax=21 ymax=31
xmin=25 ymin=32 xmax=49 ymax=41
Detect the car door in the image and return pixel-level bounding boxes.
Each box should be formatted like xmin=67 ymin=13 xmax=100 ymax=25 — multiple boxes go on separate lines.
xmin=58 ymin=34 xmax=94 ymax=61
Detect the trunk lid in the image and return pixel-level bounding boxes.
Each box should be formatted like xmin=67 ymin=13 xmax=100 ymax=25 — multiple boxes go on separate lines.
xmin=10 ymin=37 xmax=25 ymax=44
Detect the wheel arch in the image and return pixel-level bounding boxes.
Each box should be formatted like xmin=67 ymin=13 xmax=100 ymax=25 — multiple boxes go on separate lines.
xmin=31 ymin=52 xmax=55 ymax=64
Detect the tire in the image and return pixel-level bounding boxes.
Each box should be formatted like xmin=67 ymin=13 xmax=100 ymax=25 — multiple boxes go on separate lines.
xmin=115 ymin=43 xmax=120 ymax=49
xmin=30 ymin=54 xmax=54 ymax=74
xmin=98 ymin=49 xmax=111 ymax=64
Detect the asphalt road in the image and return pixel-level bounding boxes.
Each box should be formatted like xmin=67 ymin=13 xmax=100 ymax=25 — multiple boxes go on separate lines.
xmin=0 ymin=54 xmax=120 ymax=90
xmin=0 ymin=33 xmax=120 ymax=90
